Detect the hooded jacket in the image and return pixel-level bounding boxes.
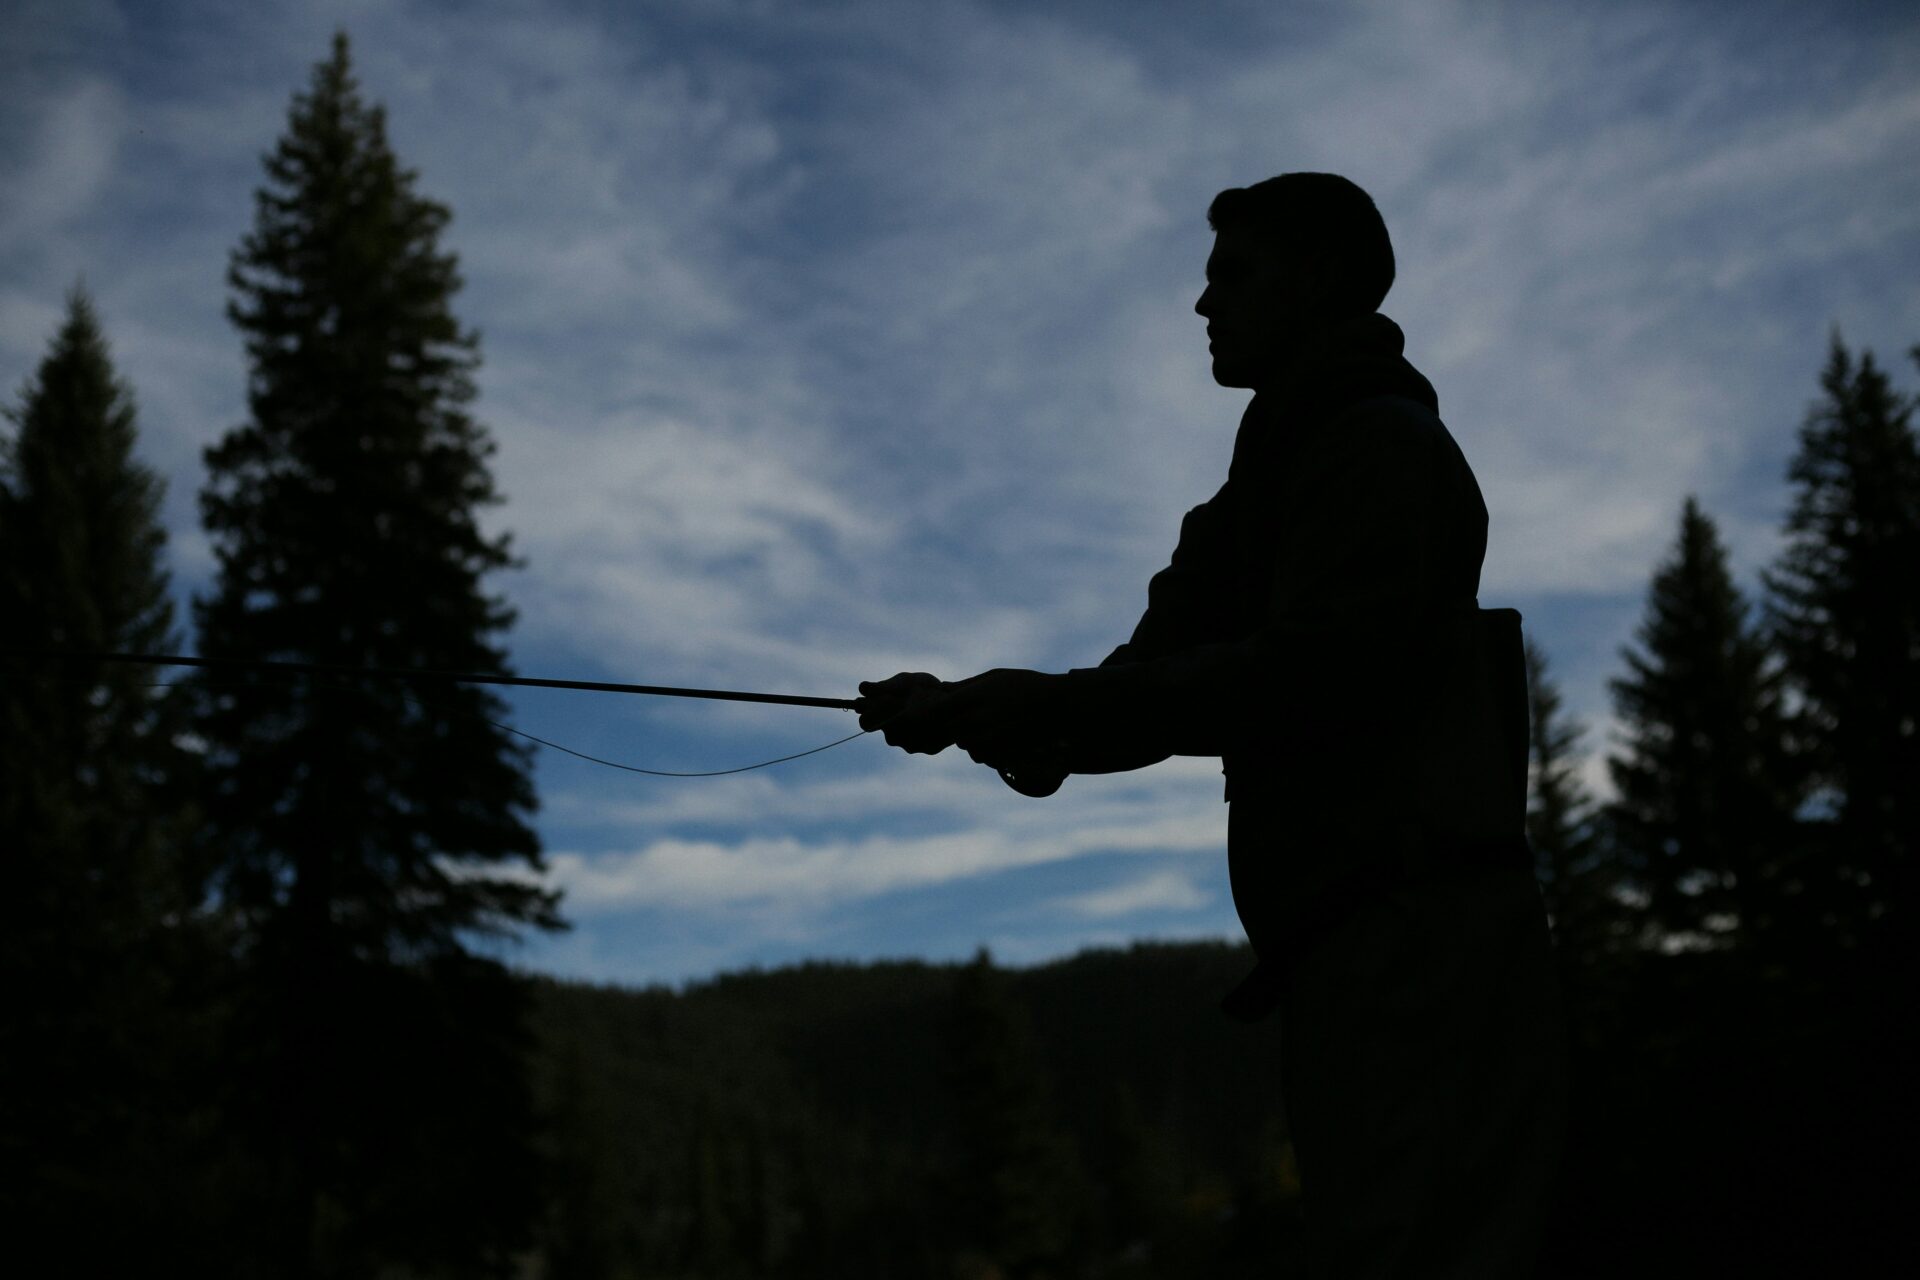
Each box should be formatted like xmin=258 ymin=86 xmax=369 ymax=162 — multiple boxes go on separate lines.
xmin=1051 ymin=311 xmax=1530 ymax=980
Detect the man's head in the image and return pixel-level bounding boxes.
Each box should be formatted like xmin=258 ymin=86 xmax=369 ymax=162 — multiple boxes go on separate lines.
xmin=1195 ymin=172 xmax=1395 ymax=389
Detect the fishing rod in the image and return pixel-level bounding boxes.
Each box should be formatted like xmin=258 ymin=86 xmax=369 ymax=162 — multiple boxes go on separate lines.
xmin=47 ymin=650 xmax=858 ymax=711
xmin=23 ymin=652 xmax=1057 ymax=793
xmin=15 ymin=649 xmax=870 ymax=778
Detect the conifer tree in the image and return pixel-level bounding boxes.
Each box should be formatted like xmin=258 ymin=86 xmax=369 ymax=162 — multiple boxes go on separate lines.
xmin=194 ymin=33 xmax=560 ymax=1275
xmin=1762 ymin=336 xmax=1920 ymax=954
xmin=1606 ymin=497 xmax=1797 ymax=950
xmin=0 ymin=287 xmax=206 ymax=1263
xmin=1523 ymin=636 xmax=1620 ymax=978
xmin=944 ymin=950 xmax=1086 ymax=1277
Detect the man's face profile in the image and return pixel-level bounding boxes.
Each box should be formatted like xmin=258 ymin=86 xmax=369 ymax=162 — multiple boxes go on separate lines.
xmin=1195 ymin=227 xmax=1325 ymax=390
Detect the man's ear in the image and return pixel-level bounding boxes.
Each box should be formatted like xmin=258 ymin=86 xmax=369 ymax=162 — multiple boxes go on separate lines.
xmin=1296 ymin=253 xmax=1338 ymax=312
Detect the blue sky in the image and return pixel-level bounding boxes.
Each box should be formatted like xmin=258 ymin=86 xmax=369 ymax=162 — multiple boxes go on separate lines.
xmin=5 ymin=0 xmax=1918 ymax=987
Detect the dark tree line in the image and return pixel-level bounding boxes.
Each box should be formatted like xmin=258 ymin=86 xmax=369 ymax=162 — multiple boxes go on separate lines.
xmin=1520 ymin=334 xmax=1919 ymax=986
xmin=3 ymin=34 xmax=556 ymax=1277
xmin=0 ymin=287 xmax=217 ymax=1263
xmin=199 ymin=33 xmax=559 ymax=1276
xmin=1525 ymin=336 xmax=1919 ymax=1275
xmin=4 ymin=26 xmax=1916 ymax=1277
xmin=528 ymin=946 xmax=1307 ymax=1280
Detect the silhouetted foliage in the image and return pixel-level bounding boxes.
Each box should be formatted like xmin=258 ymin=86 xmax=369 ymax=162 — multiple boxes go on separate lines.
xmin=192 ymin=32 xmax=559 ymax=1276
xmin=1606 ymin=496 xmax=1800 ymax=951
xmin=1523 ymin=635 xmax=1622 ymax=987
xmin=524 ymin=944 xmax=1303 ymax=1279
xmin=942 ymin=949 xmax=1090 ymax=1277
xmin=0 ymin=288 xmax=215 ymax=1267
xmin=1536 ymin=339 xmax=1920 ymax=1271
xmin=1762 ymin=334 xmax=1920 ymax=958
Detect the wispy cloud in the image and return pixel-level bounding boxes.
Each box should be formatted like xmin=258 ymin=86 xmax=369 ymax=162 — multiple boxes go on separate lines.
xmin=4 ymin=0 xmax=1915 ymax=983
xmin=0 ymin=77 xmax=124 ymax=246
xmin=1053 ymin=869 xmax=1209 ymax=920
xmin=547 ymin=812 xmax=1223 ymax=913
xmin=542 ymin=748 xmax=1228 ymax=910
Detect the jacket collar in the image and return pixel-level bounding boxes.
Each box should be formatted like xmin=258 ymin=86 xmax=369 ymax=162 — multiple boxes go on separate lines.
xmin=1255 ymin=311 xmax=1439 ymax=427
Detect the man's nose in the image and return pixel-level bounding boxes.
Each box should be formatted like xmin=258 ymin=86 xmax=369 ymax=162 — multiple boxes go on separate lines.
xmin=1194 ymin=286 xmax=1213 ymax=318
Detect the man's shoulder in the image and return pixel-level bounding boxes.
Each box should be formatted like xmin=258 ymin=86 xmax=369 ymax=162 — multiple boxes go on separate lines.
xmin=1304 ymin=393 xmax=1455 ymax=471
xmin=1335 ymin=390 xmax=1447 ymax=438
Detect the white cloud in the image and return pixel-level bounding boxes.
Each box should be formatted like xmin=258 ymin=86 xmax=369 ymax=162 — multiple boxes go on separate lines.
xmin=0 ymin=290 xmax=66 ymax=369
xmin=508 ymin=417 xmax=880 ymax=554
xmin=7 ymin=0 xmax=1916 ymax=985
xmin=1053 ymin=869 xmax=1208 ymax=920
xmin=544 ymin=748 xmax=1226 ymax=835
xmin=546 ymin=808 xmax=1224 ymax=912
xmin=0 ymin=76 xmax=124 ymax=244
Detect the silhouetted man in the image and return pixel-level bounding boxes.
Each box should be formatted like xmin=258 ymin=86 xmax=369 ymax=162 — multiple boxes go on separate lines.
xmin=858 ymin=172 xmax=1564 ymax=1277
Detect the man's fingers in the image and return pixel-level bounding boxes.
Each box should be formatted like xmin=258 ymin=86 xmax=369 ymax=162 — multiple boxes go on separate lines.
xmin=856 ymin=669 xmax=1051 ymax=758
xmin=859 ymin=672 xmax=941 ymax=698
xmin=886 ymin=691 xmax=963 ymax=754
xmin=857 ymin=686 xmax=960 ymax=753
xmin=856 ymin=672 xmax=946 ymax=732
xmin=889 ymin=734 xmax=951 ymax=756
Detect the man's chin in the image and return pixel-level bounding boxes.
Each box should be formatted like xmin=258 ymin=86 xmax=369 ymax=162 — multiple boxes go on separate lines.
xmin=1209 ymin=358 xmax=1255 ymax=389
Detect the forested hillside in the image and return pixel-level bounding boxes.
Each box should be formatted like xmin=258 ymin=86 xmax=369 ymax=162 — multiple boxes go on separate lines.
xmin=528 ymin=943 xmax=1303 ymax=1279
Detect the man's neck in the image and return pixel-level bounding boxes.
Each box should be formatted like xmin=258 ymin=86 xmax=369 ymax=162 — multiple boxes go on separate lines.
xmin=1248 ymin=310 xmax=1379 ymax=393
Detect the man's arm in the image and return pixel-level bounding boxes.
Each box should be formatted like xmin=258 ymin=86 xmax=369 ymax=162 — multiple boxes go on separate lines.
xmin=1055 ymin=406 xmax=1463 ymax=759
xmin=1106 ymin=489 xmax=1238 ymax=665
xmin=1055 ymin=489 xmax=1240 ymax=775
xmin=915 ymin=402 xmax=1476 ymax=767
xmin=946 ymin=488 xmax=1242 ymax=786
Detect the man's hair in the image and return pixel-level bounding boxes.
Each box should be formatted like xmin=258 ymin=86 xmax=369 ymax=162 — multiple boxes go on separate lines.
xmin=1207 ymin=173 xmax=1395 ymax=315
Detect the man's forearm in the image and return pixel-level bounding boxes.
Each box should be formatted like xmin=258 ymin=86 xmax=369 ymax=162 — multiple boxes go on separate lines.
xmin=1053 ymin=735 xmax=1174 ymax=775
xmin=1058 ymin=640 xmax=1273 ymax=759
xmin=1053 ymin=616 xmax=1422 ymax=763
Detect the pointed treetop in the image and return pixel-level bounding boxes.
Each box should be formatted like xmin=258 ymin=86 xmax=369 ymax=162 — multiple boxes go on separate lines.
xmin=5 ymin=282 xmax=145 ymax=509
xmin=2 ymin=280 xmax=174 ymax=664
xmin=16 ymin=280 xmax=108 ymax=397
xmin=306 ymin=28 xmax=364 ymax=117
xmin=1762 ymin=331 xmax=1920 ymax=948
xmin=53 ymin=278 xmax=101 ymax=345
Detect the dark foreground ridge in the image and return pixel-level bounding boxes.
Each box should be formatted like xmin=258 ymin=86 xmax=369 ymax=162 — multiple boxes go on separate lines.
xmin=525 ymin=939 xmax=1900 ymax=1278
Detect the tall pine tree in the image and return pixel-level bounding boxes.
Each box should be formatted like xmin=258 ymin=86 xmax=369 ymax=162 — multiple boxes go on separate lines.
xmin=0 ymin=287 xmax=209 ymax=1264
xmin=1606 ymin=497 xmax=1798 ymax=950
xmin=1762 ymin=335 xmax=1920 ymax=955
xmin=195 ymin=33 xmax=560 ymax=1276
xmin=1522 ymin=636 xmax=1620 ymax=982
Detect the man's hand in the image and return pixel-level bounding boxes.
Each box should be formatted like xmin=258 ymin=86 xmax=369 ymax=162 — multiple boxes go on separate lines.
xmin=856 ymin=672 xmax=951 ymax=752
xmin=859 ymin=668 xmax=1075 ymax=795
xmin=966 ymin=744 xmax=1071 ymax=797
xmin=947 ymin=670 xmax=1078 ymax=796
xmin=932 ymin=667 xmax=1056 ymax=752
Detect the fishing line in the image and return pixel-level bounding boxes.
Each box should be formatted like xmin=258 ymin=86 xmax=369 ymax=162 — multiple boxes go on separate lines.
xmin=482 ymin=714 xmax=870 ymax=777
xmin=63 ymin=670 xmax=880 ymax=779
xmin=318 ymin=678 xmax=871 ymax=778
